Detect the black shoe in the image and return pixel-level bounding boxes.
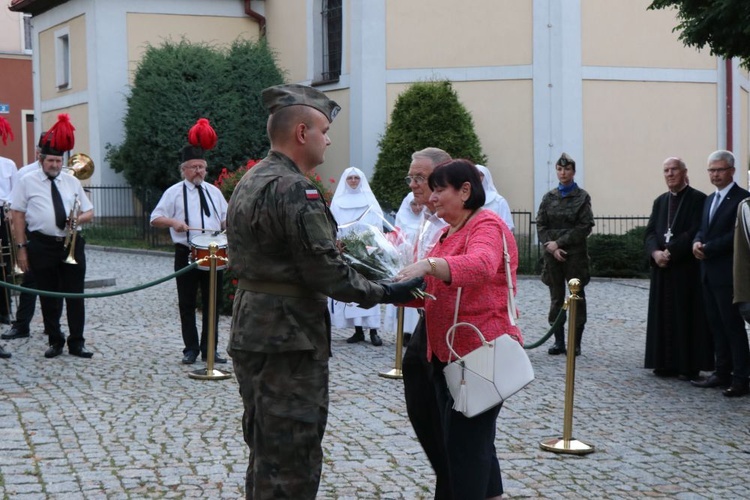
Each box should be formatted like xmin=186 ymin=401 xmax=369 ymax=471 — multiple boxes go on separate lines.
xmin=69 ymin=347 xmax=94 ymax=359
xmin=201 ymin=352 xmax=228 ymax=364
xmin=548 ymin=342 xmax=566 ymax=355
xmin=346 ymin=331 xmax=365 ymax=344
xmin=723 ymin=383 xmax=749 ymax=398
xmin=0 ymin=315 xmax=11 ymax=325
xmin=44 ymin=345 xmax=64 ymax=359
xmin=402 ymin=332 xmax=412 ymax=344
xmin=370 ymin=331 xmax=383 ymax=347
xmin=182 ymin=351 xmax=198 ymax=365
xmin=691 ymin=374 xmax=730 ymax=388
xmin=0 ymin=345 xmax=10 ymax=359
xmin=678 ymin=372 xmax=699 ymax=382
xmin=653 ymin=369 xmax=678 ymax=378
xmin=1 ymin=327 xmax=30 ymax=340
xmin=574 ymin=346 xmax=581 ymax=356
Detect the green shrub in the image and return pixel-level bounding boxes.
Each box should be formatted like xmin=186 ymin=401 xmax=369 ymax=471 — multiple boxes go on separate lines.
xmin=106 ymin=38 xmax=284 ymax=196
xmin=371 ymin=80 xmax=487 ymax=209
xmin=588 ymin=226 xmax=649 ymax=278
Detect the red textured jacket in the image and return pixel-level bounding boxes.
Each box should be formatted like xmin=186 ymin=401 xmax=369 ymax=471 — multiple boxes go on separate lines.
xmin=407 ymin=209 xmax=521 ymax=362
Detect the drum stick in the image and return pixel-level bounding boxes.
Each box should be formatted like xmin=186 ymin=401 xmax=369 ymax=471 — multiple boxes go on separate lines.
xmin=186 ymin=228 xmax=225 ymax=236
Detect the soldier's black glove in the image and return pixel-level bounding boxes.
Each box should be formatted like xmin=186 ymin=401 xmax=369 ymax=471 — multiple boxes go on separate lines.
xmin=380 ymin=277 xmax=425 ymax=304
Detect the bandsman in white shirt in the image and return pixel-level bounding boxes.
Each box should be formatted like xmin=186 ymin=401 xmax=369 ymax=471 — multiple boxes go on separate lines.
xmin=11 ymin=114 xmax=94 ymax=359
xmin=151 ymin=118 xmax=228 ymax=365
xmin=0 ymin=117 xmax=16 ymax=359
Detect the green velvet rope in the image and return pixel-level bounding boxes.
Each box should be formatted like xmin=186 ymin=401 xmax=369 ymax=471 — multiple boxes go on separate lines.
xmin=522 ymin=304 xmax=568 ymax=350
xmin=0 ymin=260 xmax=203 ymax=299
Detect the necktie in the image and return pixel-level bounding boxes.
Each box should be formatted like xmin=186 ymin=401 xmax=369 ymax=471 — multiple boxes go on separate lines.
xmin=709 ymin=192 xmax=721 ymax=222
xmin=50 ymin=177 xmax=67 ymax=229
xmin=198 ymin=185 xmax=211 ymax=217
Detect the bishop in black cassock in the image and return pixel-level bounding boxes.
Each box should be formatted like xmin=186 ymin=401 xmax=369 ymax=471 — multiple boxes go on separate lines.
xmin=644 ymin=158 xmax=714 ymax=379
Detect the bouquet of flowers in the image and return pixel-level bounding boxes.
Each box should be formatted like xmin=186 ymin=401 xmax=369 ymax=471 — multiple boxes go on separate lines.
xmin=339 ymin=214 xmax=434 ymax=300
xmin=339 ymin=223 xmax=404 ymax=281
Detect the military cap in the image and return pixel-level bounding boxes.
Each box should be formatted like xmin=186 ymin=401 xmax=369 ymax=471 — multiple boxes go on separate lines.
xmin=557 ymin=152 xmax=576 ymax=170
xmin=262 ymin=83 xmax=341 ymax=123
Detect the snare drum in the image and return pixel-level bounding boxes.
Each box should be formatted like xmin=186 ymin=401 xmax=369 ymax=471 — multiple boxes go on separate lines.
xmin=190 ymin=233 xmax=228 ymax=271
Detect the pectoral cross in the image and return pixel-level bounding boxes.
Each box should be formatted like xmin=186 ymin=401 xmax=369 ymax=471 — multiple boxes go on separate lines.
xmin=664 ymin=227 xmax=673 ymax=243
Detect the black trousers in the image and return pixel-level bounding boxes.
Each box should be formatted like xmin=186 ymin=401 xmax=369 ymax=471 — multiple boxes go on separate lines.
xmin=702 ymin=283 xmax=750 ymax=383
xmin=432 ymin=358 xmax=503 ymax=499
xmin=12 ymin=267 xmax=38 ymax=333
xmin=27 ymin=232 xmax=86 ymax=349
xmin=174 ymin=244 xmax=223 ymax=356
xmin=403 ymin=317 xmax=452 ymax=499
xmin=0 ymin=219 xmax=13 ymax=317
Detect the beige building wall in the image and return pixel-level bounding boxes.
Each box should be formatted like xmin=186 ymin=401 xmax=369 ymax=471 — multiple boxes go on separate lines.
xmin=39 ymin=14 xmax=87 ymax=101
xmin=583 ymin=81 xmax=717 ymax=215
xmin=263 ymin=1 xmax=308 ymax=83
xmin=318 ymin=88 xmax=351 ymax=184
xmin=0 ymin=9 xmax=24 ymax=52
xmin=582 ymin=0 xmax=714 ymax=69
xmin=386 ymin=0 xmax=532 ymax=69
xmin=125 ymin=13 xmax=259 ymax=82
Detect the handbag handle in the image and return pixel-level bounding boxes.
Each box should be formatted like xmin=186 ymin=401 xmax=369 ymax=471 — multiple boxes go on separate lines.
xmin=503 ymin=232 xmax=518 ymax=326
xmin=445 ymin=321 xmax=490 ymax=363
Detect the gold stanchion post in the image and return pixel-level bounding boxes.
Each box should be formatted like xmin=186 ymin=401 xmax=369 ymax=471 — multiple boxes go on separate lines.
xmin=540 ymin=278 xmax=594 ymax=455
xmin=189 ymin=242 xmax=231 ymax=381
xmin=379 ymin=306 xmax=405 ymax=379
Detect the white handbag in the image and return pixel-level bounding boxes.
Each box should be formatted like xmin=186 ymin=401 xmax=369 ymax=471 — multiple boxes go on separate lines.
xmin=443 ymin=233 xmax=534 ymax=418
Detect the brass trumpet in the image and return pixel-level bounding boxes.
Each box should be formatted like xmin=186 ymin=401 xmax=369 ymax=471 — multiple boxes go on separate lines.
xmin=63 ymin=194 xmax=81 ymax=264
xmin=65 ymin=153 xmax=95 ymax=180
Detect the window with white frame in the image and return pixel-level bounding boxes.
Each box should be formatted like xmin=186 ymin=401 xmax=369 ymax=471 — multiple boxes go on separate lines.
xmin=55 ymin=27 xmax=71 ymax=90
xmin=22 ymin=14 xmax=32 ymax=53
xmin=313 ymin=0 xmax=342 ymax=84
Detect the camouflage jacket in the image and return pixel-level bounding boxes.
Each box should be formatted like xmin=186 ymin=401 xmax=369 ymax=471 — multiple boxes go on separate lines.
xmin=226 ymin=151 xmax=384 ymax=358
xmin=536 ymin=185 xmax=594 ymax=255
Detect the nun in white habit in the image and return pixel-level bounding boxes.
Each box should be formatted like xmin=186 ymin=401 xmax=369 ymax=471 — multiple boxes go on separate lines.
xmin=476 ymin=164 xmax=515 ymax=231
xmin=329 ymin=167 xmax=385 ymax=346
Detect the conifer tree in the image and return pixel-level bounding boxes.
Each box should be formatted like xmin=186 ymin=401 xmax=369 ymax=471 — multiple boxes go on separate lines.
xmin=371 ymin=80 xmax=487 ymax=209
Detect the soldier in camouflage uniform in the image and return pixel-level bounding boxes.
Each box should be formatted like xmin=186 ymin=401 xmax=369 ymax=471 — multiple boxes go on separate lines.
xmin=226 ymin=83 xmax=419 ymax=500
xmin=536 ymin=153 xmax=594 ymax=356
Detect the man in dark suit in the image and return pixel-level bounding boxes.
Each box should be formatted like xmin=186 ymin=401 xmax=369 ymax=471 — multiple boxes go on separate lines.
xmin=691 ymin=150 xmax=750 ymax=397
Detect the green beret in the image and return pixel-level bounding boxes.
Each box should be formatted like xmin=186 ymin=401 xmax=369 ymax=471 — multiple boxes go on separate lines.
xmin=262 ymin=83 xmax=341 ymax=123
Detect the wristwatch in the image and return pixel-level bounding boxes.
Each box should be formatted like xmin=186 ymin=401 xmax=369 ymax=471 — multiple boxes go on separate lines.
xmin=427 ymin=258 xmax=437 ymax=275
xmin=16 ymin=242 xmax=28 ymax=249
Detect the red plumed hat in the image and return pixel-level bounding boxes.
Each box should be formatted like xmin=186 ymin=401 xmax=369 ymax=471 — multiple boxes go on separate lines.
xmin=0 ymin=117 xmax=14 ymax=146
xmin=40 ymin=114 xmax=76 ymax=155
xmin=181 ymin=118 xmax=217 ymax=163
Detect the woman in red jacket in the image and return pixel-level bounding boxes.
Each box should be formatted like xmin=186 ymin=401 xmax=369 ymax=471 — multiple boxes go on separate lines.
xmin=395 ymin=158 xmax=520 ymax=500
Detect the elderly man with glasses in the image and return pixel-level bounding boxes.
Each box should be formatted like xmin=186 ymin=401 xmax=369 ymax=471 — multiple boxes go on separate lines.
xmin=151 ymin=119 xmax=228 ymax=365
xmin=691 ymin=150 xmax=750 ymax=397
xmin=402 ymin=147 xmax=454 ymax=499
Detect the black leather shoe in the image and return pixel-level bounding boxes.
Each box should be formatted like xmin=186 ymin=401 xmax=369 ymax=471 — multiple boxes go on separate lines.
xmin=723 ymin=383 xmax=749 ymax=398
xmin=201 ymin=352 xmax=228 ymax=364
xmin=44 ymin=345 xmax=64 ymax=359
xmin=0 ymin=344 xmax=10 ymax=359
xmin=69 ymin=347 xmax=94 ymax=359
xmin=370 ymin=331 xmax=383 ymax=347
xmin=548 ymin=342 xmax=566 ymax=355
xmin=574 ymin=346 xmax=581 ymax=356
xmin=691 ymin=374 xmax=730 ymax=388
xmin=182 ymin=351 xmax=198 ymax=365
xmin=1 ymin=328 xmax=30 ymax=340
xmin=0 ymin=315 xmax=11 ymax=325
xmin=346 ymin=331 xmax=365 ymax=344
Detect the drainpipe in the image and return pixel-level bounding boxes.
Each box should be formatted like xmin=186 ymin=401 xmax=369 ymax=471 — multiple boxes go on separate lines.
xmin=725 ymin=58 xmax=733 ymax=151
xmin=244 ymin=1 xmax=267 ymax=37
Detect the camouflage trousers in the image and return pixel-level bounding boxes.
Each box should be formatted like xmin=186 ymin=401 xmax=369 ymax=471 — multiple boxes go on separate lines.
xmin=230 ymin=349 xmax=329 ymax=500
xmin=541 ymin=252 xmax=589 ymax=329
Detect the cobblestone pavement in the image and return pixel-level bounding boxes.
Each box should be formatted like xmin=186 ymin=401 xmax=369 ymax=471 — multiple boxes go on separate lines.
xmin=1 ymin=247 xmax=749 ymax=499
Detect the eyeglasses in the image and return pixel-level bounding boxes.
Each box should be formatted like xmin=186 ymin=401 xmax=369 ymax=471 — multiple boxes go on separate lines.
xmin=404 ymin=175 xmax=427 ymax=186
xmin=185 ymin=164 xmax=207 ymax=171
xmin=706 ymin=167 xmax=732 ymax=173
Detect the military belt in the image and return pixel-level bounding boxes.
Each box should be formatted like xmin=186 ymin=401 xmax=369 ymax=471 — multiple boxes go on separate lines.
xmin=237 ymin=278 xmax=326 ymax=300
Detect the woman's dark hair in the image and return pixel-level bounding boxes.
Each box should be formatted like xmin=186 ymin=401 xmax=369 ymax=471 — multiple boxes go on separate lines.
xmin=428 ymin=159 xmax=485 ymax=210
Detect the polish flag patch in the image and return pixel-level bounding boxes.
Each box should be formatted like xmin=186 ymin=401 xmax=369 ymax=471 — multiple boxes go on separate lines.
xmin=305 ymin=189 xmax=320 ymax=200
